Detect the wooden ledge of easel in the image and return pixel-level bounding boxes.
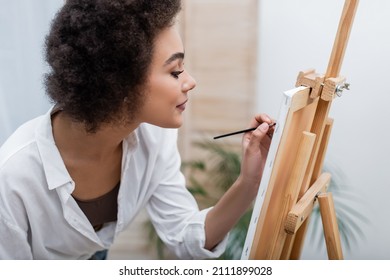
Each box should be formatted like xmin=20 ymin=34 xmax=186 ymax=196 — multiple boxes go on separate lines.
xmin=296 ymin=69 xmax=346 ymax=101
xmin=284 ymin=172 xmax=331 ymax=235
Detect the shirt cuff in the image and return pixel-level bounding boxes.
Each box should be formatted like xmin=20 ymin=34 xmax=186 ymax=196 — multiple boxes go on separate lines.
xmin=183 ymin=207 xmax=229 ymax=259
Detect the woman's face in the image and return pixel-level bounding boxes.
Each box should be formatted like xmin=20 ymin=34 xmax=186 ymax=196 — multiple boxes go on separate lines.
xmin=139 ymin=25 xmax=196 ymax=128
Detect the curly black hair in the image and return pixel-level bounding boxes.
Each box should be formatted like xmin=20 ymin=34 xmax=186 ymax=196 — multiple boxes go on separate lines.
xmin=44 ymin=0 xmax=181 ymax=132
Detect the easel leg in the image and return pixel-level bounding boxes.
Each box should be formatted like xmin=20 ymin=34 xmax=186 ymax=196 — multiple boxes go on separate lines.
xmin=280 ymin=233 xmax=297 ymax=259
xmin=318 ymin=193 xmax=344 ymax=260
xmin=288 ymin=219 xmax=309 ymax=259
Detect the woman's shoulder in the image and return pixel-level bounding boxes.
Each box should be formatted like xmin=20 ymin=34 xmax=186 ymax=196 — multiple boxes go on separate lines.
xmin=0 ymin=115 xmax=45 ymax=173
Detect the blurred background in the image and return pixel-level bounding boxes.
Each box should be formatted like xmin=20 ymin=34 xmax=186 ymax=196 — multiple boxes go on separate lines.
xmin=1 ymin=0 xmax=389 ymax=259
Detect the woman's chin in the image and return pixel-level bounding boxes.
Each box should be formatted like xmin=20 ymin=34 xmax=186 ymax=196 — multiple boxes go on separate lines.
xmin=150 ymin=117 xmax=183 ymax=129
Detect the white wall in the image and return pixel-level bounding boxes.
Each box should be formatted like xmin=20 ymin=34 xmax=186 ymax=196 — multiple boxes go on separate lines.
xmin=257 ymin=0 xmax=390 ymax=259
xmin=0 ymin=0 xmax=63 ymax=145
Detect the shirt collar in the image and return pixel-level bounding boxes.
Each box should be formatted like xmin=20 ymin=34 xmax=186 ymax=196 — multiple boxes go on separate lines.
xmin=35 ymin=106 xmax=74 ymax=191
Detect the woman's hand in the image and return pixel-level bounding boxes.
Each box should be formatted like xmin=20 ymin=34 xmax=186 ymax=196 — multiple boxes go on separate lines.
xmin=238 ymin=113 xmax=275 ymax=192
xmin=204 ymin=113 xmax=275 ymax=250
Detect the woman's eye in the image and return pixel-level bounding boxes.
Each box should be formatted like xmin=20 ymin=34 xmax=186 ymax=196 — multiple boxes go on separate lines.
xmin=171 ymin=70 xmax=184 ymax=79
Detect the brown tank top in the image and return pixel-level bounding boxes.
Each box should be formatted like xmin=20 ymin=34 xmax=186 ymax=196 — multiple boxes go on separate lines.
xmin=73 ymin=183 xmax=120 ymax=231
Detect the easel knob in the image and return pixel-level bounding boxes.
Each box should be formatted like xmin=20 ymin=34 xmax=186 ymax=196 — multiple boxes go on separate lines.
xmin=335 ymin=82 xmax=350 ymax=97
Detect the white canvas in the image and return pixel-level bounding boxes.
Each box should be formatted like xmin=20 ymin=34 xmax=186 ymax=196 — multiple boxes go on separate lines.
xmin=241 ymin=86 xmax=306 ymax=259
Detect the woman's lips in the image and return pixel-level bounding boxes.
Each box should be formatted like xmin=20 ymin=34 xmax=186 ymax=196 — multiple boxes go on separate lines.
xmin=176 ymin=100 xmax=188 ymax=111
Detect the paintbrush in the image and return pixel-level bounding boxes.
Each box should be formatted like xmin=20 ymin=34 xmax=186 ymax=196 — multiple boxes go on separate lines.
xmin=213 ymin=123 xmax=276 ymax=140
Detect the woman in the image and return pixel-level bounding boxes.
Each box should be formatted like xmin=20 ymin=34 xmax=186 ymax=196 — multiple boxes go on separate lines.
xmin=0 ymin=0 xmax=273 ymax=259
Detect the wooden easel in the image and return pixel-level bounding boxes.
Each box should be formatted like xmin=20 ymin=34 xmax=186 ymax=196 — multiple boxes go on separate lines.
xmin=241 ymin=0 xmax=359 ymax=260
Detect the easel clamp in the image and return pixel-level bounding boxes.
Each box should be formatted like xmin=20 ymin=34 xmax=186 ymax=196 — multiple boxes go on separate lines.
xmin=296 ymin=69 xmax=349 ymax=101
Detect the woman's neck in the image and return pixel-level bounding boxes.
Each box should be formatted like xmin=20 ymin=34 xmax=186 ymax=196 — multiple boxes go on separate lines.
xmin=51 ymin=111 xmax=139 ymax=162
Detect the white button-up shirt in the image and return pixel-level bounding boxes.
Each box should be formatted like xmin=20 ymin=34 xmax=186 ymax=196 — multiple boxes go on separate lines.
xmin=0 ymin=108 xmax=227 ymax=259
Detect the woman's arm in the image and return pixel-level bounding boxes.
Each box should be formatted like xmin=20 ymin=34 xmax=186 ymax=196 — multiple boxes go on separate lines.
xmin=204 ymin=114 xmax=273 ymax=250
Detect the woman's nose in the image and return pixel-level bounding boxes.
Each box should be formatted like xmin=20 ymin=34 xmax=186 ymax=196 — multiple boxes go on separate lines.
xmin=182 ymin=72 xmax=196 ymax=92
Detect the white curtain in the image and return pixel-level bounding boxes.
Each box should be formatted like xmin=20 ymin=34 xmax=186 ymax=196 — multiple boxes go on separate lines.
xmin=0 ymin=0 xmax=63 ymax=145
